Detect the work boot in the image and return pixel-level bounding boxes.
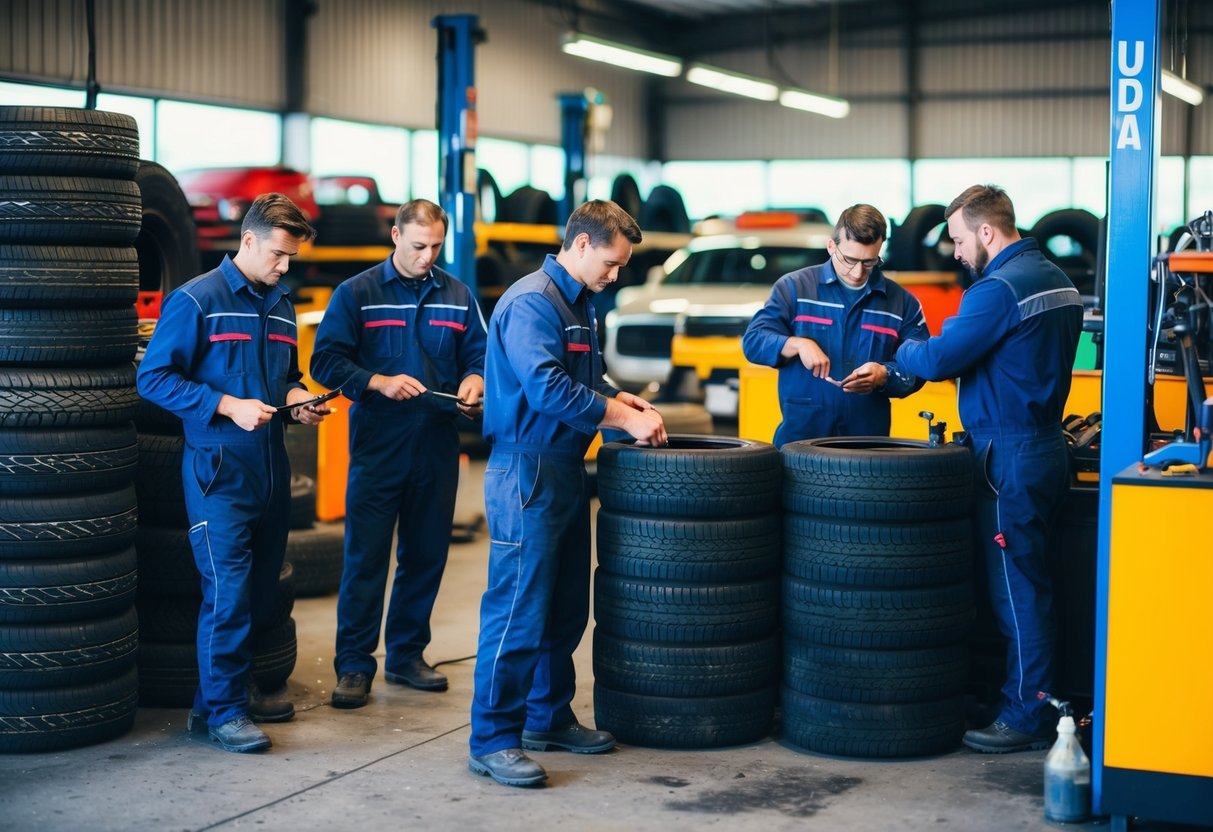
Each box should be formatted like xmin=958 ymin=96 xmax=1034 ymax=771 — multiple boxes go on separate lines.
xmin=247 ymin=680 xmax=294 ymax=723
xmin=332 ymin=671 xmax=371 ymax=709
xmin=468 ymin=748 xmax=547 ymax=787
xmin=186 ymin=710 xmax=209 ymax=735
xmin=963 ymin=720 xmax=1053 ymax=754
xmin=209 ymin=716 xmax=272 ymax=753
xmin=384 ymin=657 xmax=448 ymax=692
xmin=522 ymin=720 xmax=616 ymax=754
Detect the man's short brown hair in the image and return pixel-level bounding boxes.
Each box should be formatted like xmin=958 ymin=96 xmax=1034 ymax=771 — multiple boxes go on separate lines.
xmin=945 ymin=185 xmax=1017 ymax=236
xmin=562 ymin=200 xmax=642 ymax=250
xmin=833 ymin=204 xmax=887 ymax=245
xmin=395 ymin=198 xmax=449 ymax=233
xmin=240 ymin=193 xmax=316 ymax=241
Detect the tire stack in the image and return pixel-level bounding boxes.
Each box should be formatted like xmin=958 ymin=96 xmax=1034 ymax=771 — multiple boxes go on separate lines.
xmin=0 ymin=106 xmax=143 ymax=751
xmin=779 ymin=437 xmax=974 ymax=758
xmin=592 ymin=436 xmax=782 ymax=748
xmin=283 ymin=425 xmax=343 ymax=598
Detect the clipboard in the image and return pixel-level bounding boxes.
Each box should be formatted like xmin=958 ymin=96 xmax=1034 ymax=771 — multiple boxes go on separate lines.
xmin=428 ymin=389 xmax=472 ymax=406
xmin=275 ymin=388 xmax=341 ymax=413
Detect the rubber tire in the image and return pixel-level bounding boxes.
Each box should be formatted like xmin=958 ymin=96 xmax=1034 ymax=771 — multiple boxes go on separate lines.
xmin=134 ymin=525 xmax=198 ymax=598
xmin=0 ymin=364 xmax=139 ymax=429
xmin=0 ymin=107 xmax=139 ymax=178
xmin=781 ymin=687 xmax=965 ymax=758
xmin=284 ymin=522 xmax=344 ymax=597
xmin=134 ymin=161 xmax=200 ymax=294
xmin=0 ymin=244 xmax=139 ymax=307
xmin=781 ymin=437 xmax=972 ymax=522
xmin=288 ymin=475 xmax=316 ymax=531
xmin=0 ymin=486 xmax=138 ymax=559
xmin=639 ymin=185 xmax=690 ymax=234
xmin=597 ymin=436 xmax=781 ymax=519
xmin=0 ymin=425 xmax=138 ymax=496
xmin=783 ymin=638 xmax=967 ymax=704
xmin=594 ymin=684 xmax=773 ymax=749
xmin=0 ymin=175 xmax=143 ymax=244
xmin=887 ymin=204 xmax=947 ymax=271
xmin=499 ymin=185 xmax=557 ymax=226
xmin=137 ymin=563 xmax=295 ymax=641
xmin=609 ymin=175 xmax=643 ymax=220
xmin=0 ymin=307 xmax=138 ymax=366
xmin=0 ymin=605 xmax=139 ymax=690
xmin=593 ymin=630 xmax=779 ymax=697
xmin=133 ymin=394 xmax=183 ymax=436
xmin=476 ymin=169 xmax=502 ymax=223
xmin=0 ymin=546 xmax=137 ymax=624
xmin=593 ymin=570 xmax=779 ymax=643
xmin=596 ymin=509 xmax=779 ymax=583
xmin=311 ymin=204 xmax=391 ymax=246
xmin=0 ymin=666 xmax=138 ymax=752
xmin=133 ymin=433 xmax=187 ymax=528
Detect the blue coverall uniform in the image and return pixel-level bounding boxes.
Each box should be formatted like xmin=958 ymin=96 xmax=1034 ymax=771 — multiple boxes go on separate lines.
xmin=137 ymin=256 xmax=306 ymax=727
xmin=896 ymin=237 xmax=1082 ymax=736
xmin=742 ymin=261 xmax=928 ymax=447
xmin=310 ymin=257 xmax=486 ymax=679
xmin=469 ymin=254 xmax=614 ymax=756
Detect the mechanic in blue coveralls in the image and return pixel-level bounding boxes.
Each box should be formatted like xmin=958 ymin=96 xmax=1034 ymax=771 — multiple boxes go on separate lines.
xmin=896 ymin=185 xmax=1082 ymax=754
xmin=742 ymin=203 xmax=928 ymax=447
xmin=138 ymin=194 xmax=330 ymax=754
xmin=310 ymin=199 xmax=487 ymax=710
xmin=468 ymin=200 xmax=667 ymax=788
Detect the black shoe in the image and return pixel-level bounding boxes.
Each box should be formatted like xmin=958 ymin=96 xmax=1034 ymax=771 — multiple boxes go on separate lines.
xmin=247 ymin=681 xmax=295 ymax=723
xmin=384 ymin=657 xmax=448 ymax=692
xmin=963 ymin=720 xmax=1053 ymax=754
xmin=522 ymin=720 xmax=615 ymax=754
xmin=468 ymin=748 xmax=547 ymax=787
xmin=187 ymin=710 xmax=209 ymax=735
xmin=209 ymin=716 xmax=271 ymax=753
xmin=332 ymin=671 xmax=371 ymax=709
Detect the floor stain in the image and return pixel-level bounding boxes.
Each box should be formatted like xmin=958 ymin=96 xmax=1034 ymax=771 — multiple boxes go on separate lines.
xmin=648 ymin=775 xmax=691 ymax=788
xmin=665 ymin=769 xmax=862 ymax=817
xmin=978 ymin=761 xmax=1042 ymax=797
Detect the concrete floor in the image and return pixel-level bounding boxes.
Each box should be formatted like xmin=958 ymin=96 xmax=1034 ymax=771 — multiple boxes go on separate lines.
xmin=0 ymin=459 xmax=1168 ymax=832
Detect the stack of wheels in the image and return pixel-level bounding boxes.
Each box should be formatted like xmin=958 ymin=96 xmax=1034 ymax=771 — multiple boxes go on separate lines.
xmin=281 ymin=423 xmax=344 ymax=597
xmin=0 ymin=106 xmax=145 ymax=751
xmin=592 ymin=436 xmax=782 ymax=748
xmin=779 ymin=437 xmax=974 ymax=758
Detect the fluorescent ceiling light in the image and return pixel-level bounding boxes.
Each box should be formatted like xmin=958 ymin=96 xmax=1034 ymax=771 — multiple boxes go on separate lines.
xmin=1161 ymin=69 xmax=1204 ymax=106
xmin=561 ymin=33 xmax=682 ymax=78
xmin=779 ymin=88 xmax=850 ymax=119
xmin=686 ymin=63 xmax=779 ymax=101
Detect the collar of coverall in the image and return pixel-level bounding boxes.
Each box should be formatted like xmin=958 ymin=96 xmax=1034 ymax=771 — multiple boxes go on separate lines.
xmin=380 ymin=255 xmax=446 ymax=289
xmin=541 ymin=253 xmax=589 ymax=306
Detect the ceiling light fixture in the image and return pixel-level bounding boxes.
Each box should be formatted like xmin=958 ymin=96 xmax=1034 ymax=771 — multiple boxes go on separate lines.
xmin=779 ymin=88 xmax=850 ymax=119
xmin=561 ymin=33 xmax=683 ymax=78
xmin=1161 ymin=69 xmax=1204 ymax=106
xmin=685 ymin=63 xmax=779 ymax=101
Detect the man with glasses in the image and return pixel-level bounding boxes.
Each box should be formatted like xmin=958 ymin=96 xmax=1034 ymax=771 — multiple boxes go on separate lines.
xmin=742 ymin=203 xmax=928 ymax=447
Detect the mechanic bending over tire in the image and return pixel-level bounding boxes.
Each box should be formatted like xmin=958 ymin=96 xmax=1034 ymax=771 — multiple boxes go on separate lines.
xmin=895 ymin=184 xmax=1083 ymax=754
xmin=469 ymin=200 xmax=667 ymax=788
xmin=138 ymin=194 xmax=330 ymax=753
xmin=310 ymin=199 xmax=487 ymax=710
xmin=742 ymin=204 xmax=929 ymax=447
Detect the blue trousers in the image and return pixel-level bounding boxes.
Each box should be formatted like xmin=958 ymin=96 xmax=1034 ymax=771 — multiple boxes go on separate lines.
xmin=971 ymin=429 xmax=1070 ymax=735
xmin=469 ymin=451 xmax=590 ymax=756
xmin=183 ymin=436 xmax=290 ymax=726
xmin=334 ymin=417 xmax=459 ymax=676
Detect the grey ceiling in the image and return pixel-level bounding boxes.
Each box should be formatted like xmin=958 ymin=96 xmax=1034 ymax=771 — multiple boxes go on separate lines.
xmin=618 ymin=0 xmax=848 ymax=19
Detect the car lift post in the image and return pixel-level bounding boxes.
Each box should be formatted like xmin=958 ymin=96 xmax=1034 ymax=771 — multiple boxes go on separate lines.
xmin=433 ymin=14 xmax=483 ymax=296
xmin=558 ymin=92 xmax=590 ymax=228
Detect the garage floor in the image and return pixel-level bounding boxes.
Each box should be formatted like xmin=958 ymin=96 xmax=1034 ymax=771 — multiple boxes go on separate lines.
xmin=0 ymin=458 xmax=1163 ymax=832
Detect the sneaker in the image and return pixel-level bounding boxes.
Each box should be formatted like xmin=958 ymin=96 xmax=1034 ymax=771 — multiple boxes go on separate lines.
xmin=522 ymin=720 xmax=615 ymax=754
xmin=384 ymin=657 xmax=448 ymax=692
xmin=247 ymin=680 xmax=294 ymax=723
xmin=468 ymin=748 xmax=547 ymax=787
xmin=963 ymin=720 xmax=1053 ymax=754
xmin=209 ymin=715 xmax=271 ymax=753
xmin=332 ymin=671 xmax=371 ymax=709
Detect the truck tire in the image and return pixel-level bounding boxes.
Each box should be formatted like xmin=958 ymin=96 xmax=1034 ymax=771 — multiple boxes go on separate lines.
xmin=134 ymin=161 xmax=200 ymax=293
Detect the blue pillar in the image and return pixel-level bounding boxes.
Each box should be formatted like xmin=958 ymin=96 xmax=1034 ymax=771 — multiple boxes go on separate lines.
xmin=1095 ymin=0 xmax=1160 ymax=815
xmin=432 ymin=14 xmax=481 ymax=293
xmin=558 ymin=92 xmax=589 ymax=228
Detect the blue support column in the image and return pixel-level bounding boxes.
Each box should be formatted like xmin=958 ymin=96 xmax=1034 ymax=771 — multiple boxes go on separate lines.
xmin=1095 ymin=0 xmax=1160 ymax=815
xmin=432 ymin=14 xmax=481 ymax=293
xmin=558 ymin=92 xmax=589 ymax=228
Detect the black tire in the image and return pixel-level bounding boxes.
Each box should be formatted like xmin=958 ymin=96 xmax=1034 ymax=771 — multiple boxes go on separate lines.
xmin=251 ymin=617 xmax=297 ymax=693
xmin=498 ymin=186 xmax=557 ymax=226
xmin=781 ymin=687 xmax=964 ymax=758
xmin=0 ymin=307 xmax=138 ymax=366
xmin=887 ymin=204 xmax=946 ymax=271
xmin=0 ymin=425 xmax=138 ymax=496
xmin=781 ymin=577 xmax=974 ymax=649
xmin=0 ymin=107 xmax=139 ymax=178
xmin=133 ymin=395 xmax=182 ymax=436
xmin=781 ymin=437 xmax=971 ymax=522
xmin=597 ymin=436 xmax=781 ymax=519
xmin=0 ymin=244 xmax=139 ymax=307
xmin=783 ymin=638 xmax=967 ymax=704
xmin=1030 ymin=208 xmax=1100 ymax=297
xmin=0 ymin=606 xmax=138 ymax=690
xmin=594 ymin=570 xmax=779 ymax=643
xmin=311 ymin=204 xmax=391 ymax=246
xmin=0 ymin=364 xmax=138 ymax=429
xmin=596 ymin=510 xmax=779 ymax=583
xmin=285 ymin=522 xmax=344 ymax=597
xmin=0 ymin=175 xmax=142 ymax=244
xmin=639 ymin=185 xmax=690 ymax=234
xmin=0 ymin=666 xmax=138 ymax=753
xmin=133 ymin=433 xmax=186 ymax=527
xmin=288 ymin=475 xmax=316 ymax=531
xmin=594 ymin=684 xmax=773 ymax=749
xmin=593 ymin=630 xmax=779 ymax=697
xmin=138 ymin=563 xmax=295 ymax=641
xmin=135 ymin=525 xmax=198 ymax=598
xmin=0 ymin=546 xmax=136 ymax=624
xmin=134 ymin=161 xmax=200 ymax=294
xmin=609 ymin=174 xmax=643 ymax=220
xmin=0 ymin=486 xmax=138 ymax=559
xmin=476 ymin=169 xmax=502 ymax=223
xmin=783 ymin=515 xmax=972 ymax=588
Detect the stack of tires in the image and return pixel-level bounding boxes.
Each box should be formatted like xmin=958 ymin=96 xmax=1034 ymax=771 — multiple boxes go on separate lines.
xmin=0 ymin=106 xmax=143 ymax=751
xmin=592 ymin=436 xmax=782 ymax=748
xmin=282 ymin=426 xmax=343 ymax=598
xmin=779 ymin=437 xmax=974 ymax=757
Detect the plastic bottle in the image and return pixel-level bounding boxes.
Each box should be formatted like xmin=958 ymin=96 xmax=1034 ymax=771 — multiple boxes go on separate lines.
xmin=1044 ymin=714 xmax=1091 ymax=823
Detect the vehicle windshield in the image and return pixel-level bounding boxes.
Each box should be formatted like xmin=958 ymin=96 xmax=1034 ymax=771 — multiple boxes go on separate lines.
xmin=663 ymin=246 xmax=829 ymax=285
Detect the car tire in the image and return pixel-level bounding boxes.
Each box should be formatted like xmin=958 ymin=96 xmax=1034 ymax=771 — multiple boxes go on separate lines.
xmin=0 ymin=175 xmax=143 ymax=244
xmin=0 ymin=244 xmax=139 ymax=308
xmin=0 ymin=107 xmax=139 ymax=178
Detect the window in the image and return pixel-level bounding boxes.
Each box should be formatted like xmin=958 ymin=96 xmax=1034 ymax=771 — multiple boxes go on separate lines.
xmin=767 ymin=160 xmax=912 ymax=229
xmin=410 ymin=130 xmax=439 ymax=202
xmin=156 ymin=100 xmax=279 ymax=173
xmin=0 ymin=81 xmax=83 ymax=107
xmin=310 ymin=117 xmax=409 ymax=204
xmin=662 ymin=161 xmax=766 ymax=219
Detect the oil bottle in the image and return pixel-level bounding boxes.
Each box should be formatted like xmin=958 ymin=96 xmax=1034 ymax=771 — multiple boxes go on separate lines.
xmin=1041 ymin=694 xmax=1091 ymax=823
